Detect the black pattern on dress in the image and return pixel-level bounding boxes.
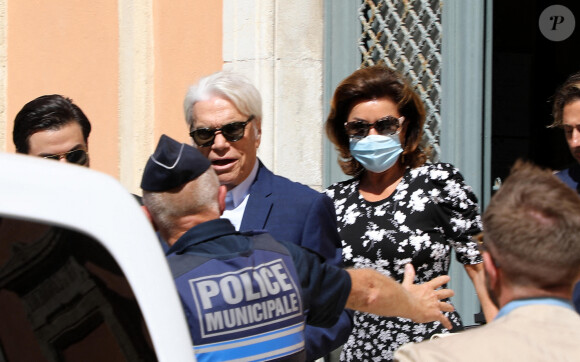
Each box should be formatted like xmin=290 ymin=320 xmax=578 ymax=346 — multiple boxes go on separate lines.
xmin=324 ymin=163 xmax=482 ymax=361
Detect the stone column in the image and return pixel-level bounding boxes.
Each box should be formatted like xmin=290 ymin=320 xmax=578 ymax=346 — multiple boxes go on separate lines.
xmin=223 ymin=0 xmax=324 ymax=190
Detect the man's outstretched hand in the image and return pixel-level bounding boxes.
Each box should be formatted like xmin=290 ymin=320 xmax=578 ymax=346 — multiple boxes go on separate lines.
xmin=401 ymin=264 xmax=455 ymax=330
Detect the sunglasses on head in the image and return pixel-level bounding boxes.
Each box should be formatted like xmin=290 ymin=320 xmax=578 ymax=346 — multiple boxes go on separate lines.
xmin=344 ymin=115 xmax=404 ymax=139
xmin=42 ymin=149 xmax=89 ymax=165
xmin=190 ymin=115 xmax=255 ymax=147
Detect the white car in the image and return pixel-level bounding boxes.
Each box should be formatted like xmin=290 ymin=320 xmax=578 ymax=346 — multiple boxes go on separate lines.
xmin=0 ymin=153 xmax=195 ymax=361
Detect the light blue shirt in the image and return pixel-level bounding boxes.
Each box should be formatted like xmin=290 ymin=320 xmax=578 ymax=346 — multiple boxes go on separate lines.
xmin=221 ymin=159 xmax=259 ymax=230
xmin=495 ymin=297 xmax=575 ymax=320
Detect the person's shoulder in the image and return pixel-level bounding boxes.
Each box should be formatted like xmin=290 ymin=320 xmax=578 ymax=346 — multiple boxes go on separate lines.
xmin=410 ymin=162 xmax=460 ymax=174
xmin=271 ymin=173 xmax=315 ymax=193
xmin=408 ymin=162 xmax=468 ymax=185
xmin=326 ymin=177 xmax=357 ymax=189
xmin=275 ymin=237 xmax=321 ymax=266
xmin=554 ymin=164 xmax=580 ymax=187
xmin=394 ymin=325 xmax=493 ymax=362
xmin=244 ymin=230 xmax=294 ymax=254
xmin=260 ymin=164 xmax=326 ymax=199
xmin=397 ymin=308 xmax=580 ymax=361
xmin=555 ymin=163 xmax=580 ymax=175
xmin=324 ymin=177 xmax=358 ymax=197
xmin=395 ymin=338 xmax=469 ymax=361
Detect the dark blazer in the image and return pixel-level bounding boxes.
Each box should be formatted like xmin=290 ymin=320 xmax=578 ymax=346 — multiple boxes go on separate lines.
xmin=240 ymin=161 xmax=352 ymax=360
xmin=240 ymin=161 xmax=342 ymax=266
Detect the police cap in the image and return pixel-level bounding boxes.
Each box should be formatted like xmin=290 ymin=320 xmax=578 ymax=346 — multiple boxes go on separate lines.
xmin=141 ymin=134 xmax=211 ymax=192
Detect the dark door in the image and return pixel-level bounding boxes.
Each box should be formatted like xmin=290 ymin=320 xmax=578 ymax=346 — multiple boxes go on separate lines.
xmin=491 ymin=1 xmax=580 ymax=184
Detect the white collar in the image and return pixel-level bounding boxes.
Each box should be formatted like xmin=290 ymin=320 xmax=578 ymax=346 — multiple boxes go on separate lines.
xmin=225 ymin=159 xmax=259 ymax=209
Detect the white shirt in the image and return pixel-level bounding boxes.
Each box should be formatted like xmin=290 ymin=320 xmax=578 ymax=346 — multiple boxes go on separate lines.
xmin=221 ymin=159 xmax=259 ymax=230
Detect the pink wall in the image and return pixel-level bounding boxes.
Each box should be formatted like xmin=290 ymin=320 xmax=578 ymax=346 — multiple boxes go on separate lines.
xmin=5 ymin=0 xmax=223 ymax=179
xmin=6 ymin=0 xmax=120 ymax=177
xmin=153 ymin=1 xmax=223 ymax=144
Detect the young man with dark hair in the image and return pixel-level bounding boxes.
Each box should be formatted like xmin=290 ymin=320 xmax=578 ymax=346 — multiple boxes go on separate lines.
xmin=13 ymin=94 xmax=91 ymax=166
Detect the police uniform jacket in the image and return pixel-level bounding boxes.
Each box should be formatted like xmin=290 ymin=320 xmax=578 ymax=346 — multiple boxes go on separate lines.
xmin=167 ymin=218 xmax=351 ymax=362
xmin=240 ymin=161 xmax=354 ymax=359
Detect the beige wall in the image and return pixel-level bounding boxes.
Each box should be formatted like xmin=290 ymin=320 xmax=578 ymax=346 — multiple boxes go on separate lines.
xmin=224 ymin=0 xmax=326 ymax=190
xmin=1 ymin=0 xmax=222 ymax=194
xmin=154 ymin=1 xmax=222 ymax=144
xmin=0 ymin=0 xmax=328 ymax=193
xmin=6 ymin=0 xmax=120 ymax=176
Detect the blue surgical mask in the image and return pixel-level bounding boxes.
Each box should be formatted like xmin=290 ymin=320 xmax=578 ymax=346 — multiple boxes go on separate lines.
xmin=349 ymin=134 xmax=403 ymax=173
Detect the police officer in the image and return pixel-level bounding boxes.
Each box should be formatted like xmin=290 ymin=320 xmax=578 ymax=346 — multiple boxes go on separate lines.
xmin=141 ymin=135 xmax=455 ymax=361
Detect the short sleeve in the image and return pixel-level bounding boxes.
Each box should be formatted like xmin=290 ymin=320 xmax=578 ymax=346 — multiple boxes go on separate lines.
xmin=429 ymin=163 xmax=483 ymax=265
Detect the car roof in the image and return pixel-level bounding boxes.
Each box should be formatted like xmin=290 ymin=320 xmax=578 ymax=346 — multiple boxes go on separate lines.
xmin=0 ymin=152 xmax=194 ymax=361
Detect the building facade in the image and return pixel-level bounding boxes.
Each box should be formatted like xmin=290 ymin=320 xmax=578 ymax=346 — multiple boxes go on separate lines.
xmin=0 ymin=0 xmax=578 ymax=325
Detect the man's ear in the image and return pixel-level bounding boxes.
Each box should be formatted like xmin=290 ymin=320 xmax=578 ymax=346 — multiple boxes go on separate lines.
xmin=483 ymin=251 xmax=498 ymax=287
xmin=253 ymin=119 xmax=262 ymax=148
xmin=141 ymin=205 xmax=158 ymax=231
xmin=217 ymin=185 xmax=227 ymax=215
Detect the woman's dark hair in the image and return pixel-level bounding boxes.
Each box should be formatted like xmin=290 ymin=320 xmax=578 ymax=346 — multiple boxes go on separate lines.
xmin=325 ymin=65 xmax=427 ymax=176
xmin=13 ymin=94 xmax=92 ymax=153
xmin=550 ymin=70 xmax=580 ymax=128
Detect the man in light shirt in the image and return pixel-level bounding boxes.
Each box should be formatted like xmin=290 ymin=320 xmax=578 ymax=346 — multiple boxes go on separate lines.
xmin=13 ymin=94 xmax=91 ymax=167
xmin=12 ymin=94 xmax=143 ymax=204
xmin=394 ymin=161 xmax=580 ymax=361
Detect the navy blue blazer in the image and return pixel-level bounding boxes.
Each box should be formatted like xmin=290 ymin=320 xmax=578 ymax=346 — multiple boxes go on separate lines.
xmin=240 ymin=161 xmax=343 ymax=266
xmin=239 ymin=161 xmax=353 ymax=360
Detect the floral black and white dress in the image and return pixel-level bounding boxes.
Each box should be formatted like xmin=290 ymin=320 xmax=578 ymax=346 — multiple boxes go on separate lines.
xmin=324 ymin=163 xmax=483 ymax=361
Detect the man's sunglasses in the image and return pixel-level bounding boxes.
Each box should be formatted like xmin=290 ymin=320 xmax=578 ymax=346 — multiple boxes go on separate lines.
xmin=42 ymin=149 xmax=89 ymax=165
xmin=344 ymin=116 xmax=404 ymax=139
xmin=190 ymin=115 xmax=255 ymax=147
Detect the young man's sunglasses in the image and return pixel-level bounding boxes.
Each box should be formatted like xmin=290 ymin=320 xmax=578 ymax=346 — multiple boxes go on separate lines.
xmin=189 ymin=115 xmax=255 ymax=147
xmin=344 ymin=115 xmax=404 ymax=139
xmin=42 ymin=149 xmax=89 ymax=165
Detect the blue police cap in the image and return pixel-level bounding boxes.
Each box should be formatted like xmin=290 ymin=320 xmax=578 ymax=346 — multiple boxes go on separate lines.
xmin=141 ymin=134 xmax=211 ymax=192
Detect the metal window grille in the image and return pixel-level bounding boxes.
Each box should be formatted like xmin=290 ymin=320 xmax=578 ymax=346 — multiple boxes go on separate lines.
xmin=359 ymin=0 xmax=442 ymax=161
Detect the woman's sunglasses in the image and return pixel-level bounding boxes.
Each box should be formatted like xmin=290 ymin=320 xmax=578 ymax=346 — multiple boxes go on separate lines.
xmin=43 ymin=149 xmax=89 ymax=165
xmin=190 ymin=115 xmax=255 ymax=147
xmin=344 ymin=116 xmax=404 ymax=139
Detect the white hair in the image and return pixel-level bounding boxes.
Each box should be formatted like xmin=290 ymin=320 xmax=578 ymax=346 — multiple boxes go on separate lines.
xmin=183 ymin=71 xmax=262 ymax=130
xmin=143 ymin=169 xmax=220 ymax=233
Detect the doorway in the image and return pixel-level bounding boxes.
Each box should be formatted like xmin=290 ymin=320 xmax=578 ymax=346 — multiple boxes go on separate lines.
xmin=491 ymin=1 xmax=579 ymax=184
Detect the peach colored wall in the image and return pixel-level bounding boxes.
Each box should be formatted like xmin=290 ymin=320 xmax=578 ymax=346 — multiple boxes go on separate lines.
xmin=6 ymin=0 xmax=120 ymax=178
xmin=4 ymin=0 xmax=223 ymax=184
xmin=153 ymin=0 xmax=223 ymax=144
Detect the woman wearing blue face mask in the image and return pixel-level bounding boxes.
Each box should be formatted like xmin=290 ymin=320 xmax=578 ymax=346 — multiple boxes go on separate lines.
xmin=324 ymin=65 xmax=497 ymax=361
